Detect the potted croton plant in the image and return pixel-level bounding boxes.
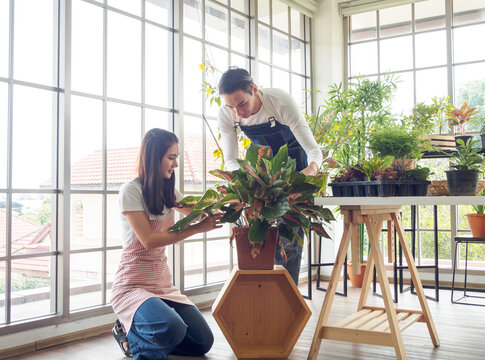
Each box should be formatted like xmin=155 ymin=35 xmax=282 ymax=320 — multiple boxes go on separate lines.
xmin=448 ymin=101 xmax=479 ymax=146
xmin=169 ymin=144 xmax=335 ymax=270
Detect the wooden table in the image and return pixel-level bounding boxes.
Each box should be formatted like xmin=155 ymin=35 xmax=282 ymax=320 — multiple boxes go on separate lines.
xmin=308 ymin=204 xmax=440 ymax=360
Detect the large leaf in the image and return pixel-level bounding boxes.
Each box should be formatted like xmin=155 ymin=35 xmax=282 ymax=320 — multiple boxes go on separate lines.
xmin=213 ymin=193 xmax=240 ymax=209
xmin=271 ymin=144 xmax=288 ymax=173
xmin=179 ymin=196 xmax=201 ymax=207
xmin=310 ymin=222 xmax=331 ymax=239
xmin=209 ymin=169 xmax=235 ymax=181
xmin=248 ymin=219 xmax=270 ymax=243
xmin=169 ymin=211 xmax=204 ymax=232
xmin=193 ymin=189 xmax=221 ymax=210
xmin=245 ymin=143 xmax=273 ymax=170
xmin=237 ymin=160 xmax=266 ymax=186
xmin=261 ymin=197 xmax=291 ymax=220
xmin=220 ymin=207 xmax=243 ymax=223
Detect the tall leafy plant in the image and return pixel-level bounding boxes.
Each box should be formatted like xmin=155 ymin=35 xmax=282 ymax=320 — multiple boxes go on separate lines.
xmin=170 ymin=144 xmax=335 ymax=245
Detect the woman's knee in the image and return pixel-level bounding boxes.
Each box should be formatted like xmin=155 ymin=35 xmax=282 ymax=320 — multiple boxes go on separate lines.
xmin=198 ymin=329 xmax=214 ymax=354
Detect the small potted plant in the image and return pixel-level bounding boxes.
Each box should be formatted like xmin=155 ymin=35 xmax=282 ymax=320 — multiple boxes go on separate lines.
xmin=446 ymin=139 xmax=485 ymax=196
xmin=170 ymin=144 xmax=335 ymax=269
xmin=448 ymin=101 xmax=479 ymax=146
xmin=481 ymin=122 xmax=485 ymax=151
xmin=467 ymin=188 xmax=485 ymax=238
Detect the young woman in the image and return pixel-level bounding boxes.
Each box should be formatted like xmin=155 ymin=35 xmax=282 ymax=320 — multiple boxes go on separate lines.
xmin=110 ymin=128 xmax=222 ymax=360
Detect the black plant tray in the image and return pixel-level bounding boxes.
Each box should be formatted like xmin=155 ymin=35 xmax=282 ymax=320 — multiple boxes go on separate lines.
xmin=329 ymin=180 xmax=431 ymax=197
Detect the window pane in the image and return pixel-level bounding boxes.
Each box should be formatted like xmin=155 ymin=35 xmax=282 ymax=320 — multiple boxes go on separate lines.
xmin=350 ymin=41 xmax=377 ymax=76
xmin=0 ymin=194 xmax=5 ymax=257
xmin=231 ymin=11 xmax=249 ymax=54
xmin=145 ymin=109 xmax=171 ymax=132
xmin=145 ymin=0 xmax=171 ymax=26
xmin=71 ymin=96 xmax=103 ymax=190
xmin=272 ymin=0 xmax=288 ymax=32
xmin=72 ymin=0 xmax=103 ymax=95
xmin=71 ymin=194 xmax=102 ymax=250
xmin=108 ymin=0 xmax=141 ymax=16
xmin=205 ymin=118 xmax=223 ymax=181
xmin=13 ymin=0 xmax=56 ymax=87
xmin=453 ymin=0 xmax=485 ymax=26
xmin=11 ymin=256 xmax=55 ymax=322
xmin=12 ymin=86 xmax=56 ymax=189
xmin=0 ymin=260 xmax=4 ymax=324
xmin=454 ymin=24 xmax=485 ymax=63
xmin=205 ymin=45 xmax=227 ymax=85
xmin=184 ymin=115 xmax=203 ymax=192
xmin=291 ymin=8 xmax=303 ymax=39
xmin=70 ymin=252 xmax=102 ymax=310
xmin=257 ymin=62 xmax=271 ymax=88
xmin=291 ymin=39 xmax=304 ymax=74
xmin=272 ymin=68 xmax=289 ymax=92
xmin=146 ymin=24 xmax=170 ymax=108
xmin=291 ymin=74 xmax=306 ymax=112
xmin=351 ymin=11 xmax=377 ymax=41
xmin=415 ymin=0 xmax=445 ymax=31
xmin=379 ymin=4 xmax=412 ymax=37
xmin=183 ymin=0 xmax=202 ymax=38
xmin=415 ymin=67 xmax=448 ymax=103
xmin=107 ymin=249 xmax=122 ymax=301
xmin=12 ymin=193 xmax=54 ymax=254
xmin=107 ymin=10 xmax=141 ymax=102
xmin=258 ymin=24 xmax=270 ymax=63
xmin=272 ymin=31 xmax=289 ymax=69
xmin=258 ymin=0 xmax=269 ymax=24
xmin=107 ymin=194 xmax=122 ymax=248
xmin=392 ymin=71 xmax=414 ymax=115
xmin=107 ymin=102 xmax=141 ymax=188
xmin=380 ymin=35 xmax=412 ymax=72
xmin=183 ymin=37 xmax=202 ymax=114
xmin=454 ymin=63 xmax=485 ymax=131
xmin=205 ymin=1 xmax=228 ymax=47
xmin=230 ymin=53 xmax=247 ymax=69
xmin=0 ymin=83 xmax=6 ymax=189
xmin=207 ymin=240 xmax=229 ymax=284
xmin=0 ymin=0 xmax=8 ymax=78
xmin=184 ymin=241 xmax=203 ymax=288
xmin=231 ymin=0 xmax=247 ymax=13
xmin=415 ymin=30 xmax=447 ymax=68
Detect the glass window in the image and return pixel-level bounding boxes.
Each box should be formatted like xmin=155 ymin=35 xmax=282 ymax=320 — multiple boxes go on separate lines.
xmin=183 ymin=37 xmax=202 ymax=114
xmin=379 ymin=4 xmax=412 ymax=37
xmin=272 ymin=68 xmax=289 ymax=91
xmin=453 ymin=0 xmax=485 ymax=26
xmin=257 ymin=62 xmax=271 ymax=88
xmin=291 ymin=74 xmax=306 ymax=111
xmin=13 ymin=0 xmax=57 ymax=87
xmin=231 ymin=0 xmax=247 ymax=13
xmin=12 ymin=86 xmax=56 ymax=189
xmin=72 ymin=0 xmax=103 ymax=95
xmin=145 ymin=0 xmax=172 ymax=26
xmin=272 ymin=31 xmax=289 ymax=69
xmin=350 ymin=11 xmax=376 ymax=42
xmin=207 ymin=240 xmax=230 ymax=284
xmin=453 ymin=24 xmax=485 ymax=63
xmin=231 ymin=11 xmax=249 ymax=54
xmin=391 ymin=71 xmax=414 ymax=116
xmin=70 ymin=252 xmax=102 ymax=310
xmin=380 ymin=35 xmax=412 ymax=72
xmin=0 ymin=82 xmax=6 ymax=189
xmin=107 ymin=10 xmax=141 ymax=102
xmin=258 ymin=24 xmax=271 ymax=63
xmin=415 ymin=0 xmax=445 ymax=31
xmin=350 ymin=41 xmax=378 ymax=76
xmin=291 ymin=39 xmax=305 ymax=74
xmin=0 ymin=194 xmax=5 ymax=258
xmin=205 ymin=1 xmax=228 ymax=47
xmin=107 ymin=194 xmax=123 ymax=248
xmin=184 ymin=115 xmax=204 ymax=192
xmin=291 ymin=8 xmax=303 ymax=39
xmin=272 ymin=0 xmax=288 ymax=32
xmin=415 ymin=30 xmax=447 ymax=68
xmin=70 ymin=194 xmax=102 ymax=250
xmin=258 ymin=0 xmax=270 ymax=24
xmin=415 ymin=67 xmax=448 ymax=103
xmin=183 ymin=0 xmax=202 ymax=38
xmin=108 ymin=0 xmax=141 ymax=16
xmin=184 ymin=241 xmax=203 ymax=288
xmin=107 ymin=249 xmax=122 ymax=301
xmin=0 ymin=0 xmax=9 ymax=78
xmin=145 ymin=109 xmax=171 ymax=132
xmin=0 ymin=260 xmax=4 ymax=324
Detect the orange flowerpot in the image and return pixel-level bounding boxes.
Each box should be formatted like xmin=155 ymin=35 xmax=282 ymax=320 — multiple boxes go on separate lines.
xmin=466 ymin=214 xmax=485 ymax=238
xmin=233 ymin=226 xmax=279 ymax=270
xmin=347 ymin=261 xmax=368 ymax=288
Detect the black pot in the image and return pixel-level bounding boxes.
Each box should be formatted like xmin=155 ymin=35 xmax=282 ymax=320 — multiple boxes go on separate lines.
xmin=455 ymin=135 xmax=473 ymax=147
xmin=445 ymin=169 xmax=479 ymax=196
xmin=481 ymin=134 xmax=485 ymax=150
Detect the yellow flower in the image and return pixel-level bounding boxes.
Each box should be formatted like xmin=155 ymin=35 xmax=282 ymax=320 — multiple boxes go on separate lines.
xmin=328 ymin=140 xmax=332 ymax=145
xmin=206 ymin=87 xmax=213 ymax=95
xmin=241 ymin=138 xmax=251 ymax=148
xmin=199 ymin=63 xmax=205 ymax=70
xmin=348 ymin=130 xmax=353 ymax=136
xmin=333 ymin=125 xmax=339 ymax=131
xmin=213 ymin=148 xmax=222 ymax=159
xmin=210 ymin=66 xmax=214 ymax=73
xmin=370 ymin=127 xmax=373 ymax=132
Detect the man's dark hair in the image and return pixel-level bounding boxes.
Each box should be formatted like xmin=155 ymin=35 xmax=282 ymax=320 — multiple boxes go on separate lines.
xmin=218 ymin=67 xmax=254 ymax=95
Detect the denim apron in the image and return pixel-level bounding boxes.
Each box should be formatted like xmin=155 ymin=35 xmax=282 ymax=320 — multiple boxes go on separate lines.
xmin=233 ymin=91 xmax=305 ymax=284
xmin=234 ymin=91 xmax=308 ymax=171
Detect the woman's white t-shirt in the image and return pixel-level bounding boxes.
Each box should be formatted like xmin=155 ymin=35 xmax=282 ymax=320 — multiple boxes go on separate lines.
xmin=119 ymin=178 xmax=184 ymax=248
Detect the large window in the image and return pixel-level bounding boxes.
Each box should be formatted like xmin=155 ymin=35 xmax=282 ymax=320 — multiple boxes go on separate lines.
xmin=346 ymin=0 xmax=485 ymax=269
xmin=0 ymin=0 xmax=312 ymax=333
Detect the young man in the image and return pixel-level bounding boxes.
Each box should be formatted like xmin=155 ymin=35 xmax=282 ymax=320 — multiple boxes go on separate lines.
xmin=217 ymin=67 xmax=323 ymax=285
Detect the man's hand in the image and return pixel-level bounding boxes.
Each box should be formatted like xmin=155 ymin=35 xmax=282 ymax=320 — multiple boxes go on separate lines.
xmin=301 ymin=162 xmax=319 ymax=176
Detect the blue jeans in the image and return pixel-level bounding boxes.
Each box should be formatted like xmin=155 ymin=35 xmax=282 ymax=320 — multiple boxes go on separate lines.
xmin=275 ymin=227 xmax=303 ymax=285
xmin=127 ymin=297 xmax=214 ymax=360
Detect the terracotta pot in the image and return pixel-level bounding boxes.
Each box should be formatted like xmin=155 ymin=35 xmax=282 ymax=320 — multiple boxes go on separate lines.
xmin=466 ymin=214 xmax=485 ymax=238
xmin=233 ymin=226 xmax=279 ymax=270
xmin=347 ymin=261 xmax=368 ymax=288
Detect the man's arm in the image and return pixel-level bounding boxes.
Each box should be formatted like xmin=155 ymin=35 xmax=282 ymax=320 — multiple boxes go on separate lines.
xmin=217 ymin=109 xmax=240 ymax=171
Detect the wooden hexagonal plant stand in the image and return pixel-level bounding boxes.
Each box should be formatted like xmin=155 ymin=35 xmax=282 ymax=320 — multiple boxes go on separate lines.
xmin=212 ymin=266 xmax=311 ymax=358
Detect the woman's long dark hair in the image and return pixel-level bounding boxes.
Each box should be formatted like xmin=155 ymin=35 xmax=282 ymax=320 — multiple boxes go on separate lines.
xmin=137 ymin=128 xmax=179 ymax=215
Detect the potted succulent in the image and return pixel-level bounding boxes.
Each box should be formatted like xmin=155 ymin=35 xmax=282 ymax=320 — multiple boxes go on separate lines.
xmin=467 ymin=188 xmax=485 ymax=238
xmin=448 ymin=101 xmax=479 ymax=146
xmin=446 ymin=139 xmax=485 ymax=196
xmin=170 ymin=144 xmax=335 ymax=270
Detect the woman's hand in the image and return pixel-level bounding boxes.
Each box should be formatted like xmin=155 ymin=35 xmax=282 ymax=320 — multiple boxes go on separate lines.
xmin=194 ymin=213 xmax=224 ymax=233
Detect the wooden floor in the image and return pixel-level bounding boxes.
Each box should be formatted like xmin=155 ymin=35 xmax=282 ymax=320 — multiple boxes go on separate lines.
xmin=8 ymin=282 xmax=485 ymax=359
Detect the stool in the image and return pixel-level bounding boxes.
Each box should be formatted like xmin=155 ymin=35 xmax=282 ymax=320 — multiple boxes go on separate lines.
xmin=451 ymin=236 xmax=485 ymax=306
